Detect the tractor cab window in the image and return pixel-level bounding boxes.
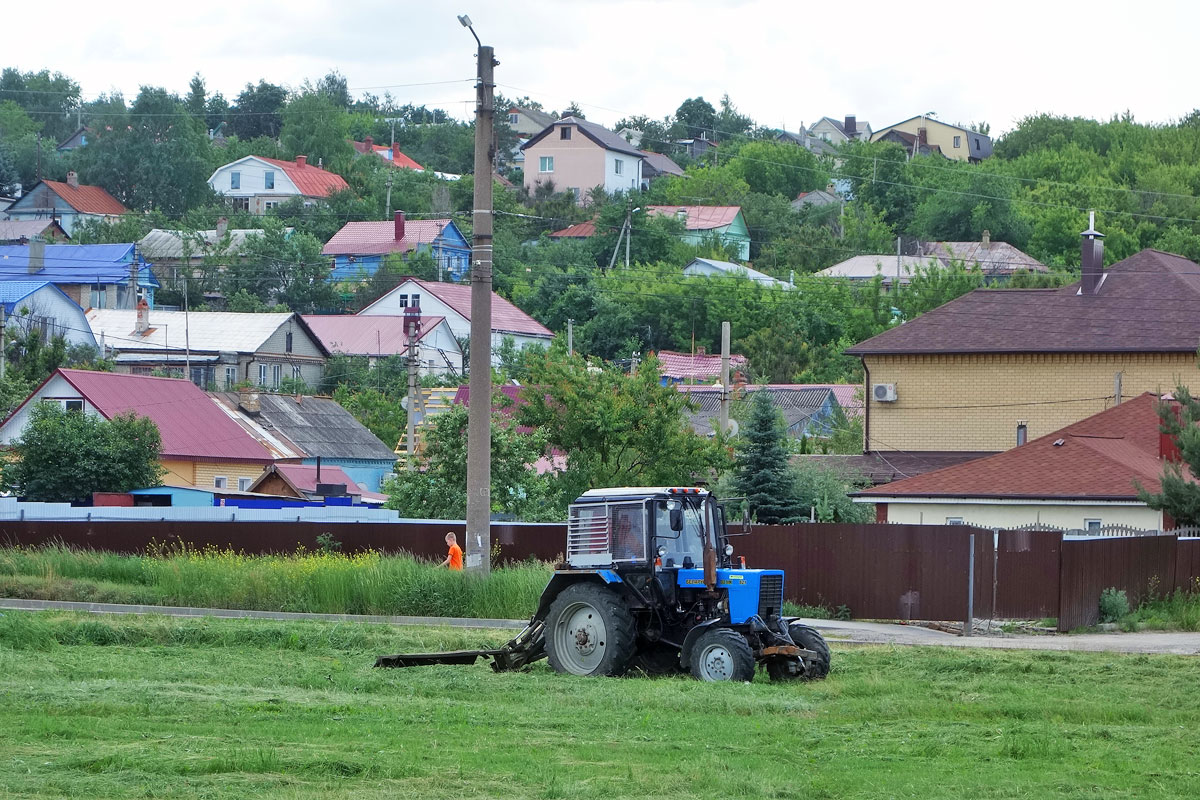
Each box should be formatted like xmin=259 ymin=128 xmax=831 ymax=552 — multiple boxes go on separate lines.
xmin=611 ymin=505 xmax=646 ymax=563
xmin=654 ymin=499 xmax=706 ymax=568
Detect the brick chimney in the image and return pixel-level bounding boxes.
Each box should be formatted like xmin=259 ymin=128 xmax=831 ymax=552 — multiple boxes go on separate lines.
xmin=28 ymin=239 xmax=45 ymax=274
xmin=238 ymin=388 xmax=261 ymax=415
xmin=1080 ymin=211 xmax=1105 ymax=295
xmin=844 ymin=115 xmax=857 ymax=137
xmin=135 ymin=297 xmax=150 ymax=334
xmin=295 ymin=155 xmax=307 ymax=167
xmin=404 ymin=303 xmax=422 ymax=340
xmin=394 ymin=211 xmax=406 ymax=241
xmin=917 ymin=127 xmax=928 ymax=148
xmin=216 ymin=216 xmax=228 ymax=238
xmin=364 ymin=135 xmax=374 ymax=148
xmin=981 ymin=229 xmax=991 ymax=248
xmin=66 ymin=171 xmax=80 ymax=189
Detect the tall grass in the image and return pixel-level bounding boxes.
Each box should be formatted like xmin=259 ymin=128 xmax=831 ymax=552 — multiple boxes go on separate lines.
xmin=0 ymin=544 xmax=550 ymax=620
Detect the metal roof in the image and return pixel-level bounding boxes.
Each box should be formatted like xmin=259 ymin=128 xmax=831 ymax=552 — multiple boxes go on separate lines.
xmin=0 ymin=243 xmax=158 ymax=286
xmin=520 ymin=116 xmax=644 ymax=158
xmin=646 ymin=206 xmax=743 ymax=230
xmin=52 ymin=369 xmax=273 ymax=462
xmin=86 ymin=309 xmax=321 ymax=355
xmin=321 ymin=218 xmax=460 ymax=256
xmin=816 ymin=254 xmax=935 ymax=283
xmin=302 ymin=314 xmax=447 ymax=356
xmin=363 ymin=279 xmax=553 ymax=338
xmin=138 ymin=228 xmax=263 ymax=260
xmin=0 ymin=281 xmax=54 ymax=304
xmin=211 ymin=392 xmax=397 ymax=462
xmin=683 ymin=258 xmax=790 ymax=287
xmin=0 ymin=219 xmax=70 ymax=242
xmin=39 ymin=179 xmax=127 ymax=215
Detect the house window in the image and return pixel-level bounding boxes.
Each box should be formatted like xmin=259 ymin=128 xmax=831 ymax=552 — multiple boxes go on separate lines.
xmin=953 ymin=135 xmax=961 ymax=148
xmin=539 ymin=156 xmax=554 ymax=173
xmin=64 ymin=400 xmax=83 ymax=412
xmin=264 ymin=171 xmax=275 ymax=190
xmin=271 ymin=364 xmax=282 ymax=387
xmin=508 ymin=113 xmax=519 ymax=125
xmin=560 ymin=126 xmax=571 ymax=140
xmin=229 ymin=197 xmax=250 ymax=211
xmin=1085 ymin=519 xmax=1102 ymax=531
xmin=945 ymin=517 xmax=965 ymax=525
xmin=258 ymin=364 xmax=268 ymax=386
xmin=398 ymin=294 xmax=408 ymax=308
xmin=292 ymin=365 xmax=302 ymax=381
xmin=614 ymin=159 xmax=623 ymax=175
xmin=230 ymin=171 xmax=241 ymax=190
xmin=225 ymin=366 xmax=237 ymax=388
xmin=1016 ymin=423 xmax=1028 ymax=446
xmin=285 ymin=331 xmax=294 ymax=353
xmin=214 ymin=476 xmax=228 ymax=489
xmin=974 ymin=139 xmax=981 ymax=151
xmin=569 ymin=187 xmax=580 ymax=202
xmin=238 ymin=477 xmax=252 ymax=491
xmin=90 ymin=287 xmax=107 ymax=308
xmin=411 ymin=292 xmax=420 ymax=308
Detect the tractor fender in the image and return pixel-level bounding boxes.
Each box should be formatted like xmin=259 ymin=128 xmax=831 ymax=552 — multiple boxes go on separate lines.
xmin=679 ymin=618 xmax=727 ymax=669
xmin=533 ymin=570 xmax=622 ymax=623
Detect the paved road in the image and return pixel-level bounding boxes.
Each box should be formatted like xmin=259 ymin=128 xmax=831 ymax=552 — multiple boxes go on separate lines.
xmin=3 ymin=598 xmax=1197 ymax=655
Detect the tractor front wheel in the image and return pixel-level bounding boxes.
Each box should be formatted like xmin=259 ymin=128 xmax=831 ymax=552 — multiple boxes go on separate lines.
xmin=545 ymin=583 xmax=637 ymax=677
xmin=689 ymin=627 xmax=755 ymax=682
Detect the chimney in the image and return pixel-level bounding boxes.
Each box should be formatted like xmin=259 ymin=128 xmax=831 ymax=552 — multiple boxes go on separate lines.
xmin=216 ymin=216 xmax=229 ymax=238
xmin=364 ymin=135 xmax=374 ymax=148
xmin=295 ymin=155 xmax=307 ymax=167
xmin=66 ymin=171 xmax=80 ymax=189
xmin=28 ymin=239 xmax=46 ymax=274
xmin=238 ymin=388 xmax=261 ymax=415
xmin=917 ymin=127 xmax=928 ymax=147
xmin=1080 ymin=211 xmax=1105 ymax=295
xmin=1160 ymin=398 xmax=1183 ymax=462
xmin=981 ymin=229 xmax=990 ymax=248
xmin=394 ymin=210 xmax=406 ymax=241
xmin=844 ymin=115 xmax=857 ymax=136
xmin=135 ymin=297 xmax=150 ymax=334
xmin=696 ymin=345 xmax=706 ymax=356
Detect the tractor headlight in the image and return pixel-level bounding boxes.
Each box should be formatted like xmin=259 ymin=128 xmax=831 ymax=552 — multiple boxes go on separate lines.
xmin=657 ymin=545 xmax=667 ymax=557
xmin=724 ymin=544 xmax=734 ymax=557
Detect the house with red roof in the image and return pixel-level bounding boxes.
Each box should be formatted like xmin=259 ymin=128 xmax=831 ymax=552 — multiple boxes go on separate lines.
xmin=207 ymin=155 xmax=349 ymax=215
xmin=322 ymin=211 xmax=470 ymax=282
xmin=303 ymin=312 xmax=463 ymax=376
xmin=3 ymin=173 xmax=127 ymax=236
xmin=856 ymin=392 xmax=1181 ymax=532
xmin=248 ymin=463 xmax=388 ymax=505
xmin=645 ymin=206 xmax=750 ymax=260
xmin=349 ymin=136 xmax=424 ymax=170
xmin=359 ymin=277 xmax=553 ymax=362
xmin=0 ymin=369 xmax=274 ymax=490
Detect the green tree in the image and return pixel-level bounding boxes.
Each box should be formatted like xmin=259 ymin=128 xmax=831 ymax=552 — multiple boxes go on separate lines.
xmin=1140 ymin=386 xmax=1200 ymax=525
xmin=1 ymin=404 xmax=164 ymax=502
xmin=791 ymin=461 xmax=872 ymax=523
xmin=185 ymin=73 xmax=206 ymax=119
xmin=733 ymin=390 xmax=804 ymax=524
xmin=726 ymin=140 xmax=828 ymax=198
xmin=671 ymin=97 xmax=717 ymax=140
xmin=228 ymin=218 xmax=339 ymax=312
xmin=229 ymin=80 xmax=287 ymax=140
xmin=385 ymin=402 xmax=561 ymax=521
xmin=0 ymin=68 xmax=80 ymax=142
xmin=280 ymin=91 xmax=353 ymax=169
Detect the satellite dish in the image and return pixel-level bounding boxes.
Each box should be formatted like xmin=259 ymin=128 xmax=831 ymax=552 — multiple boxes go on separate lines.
xmin=726 ymin=419 xmax=739 ymax=436
xmin=400 ymin=397 xmax=409 ymax=410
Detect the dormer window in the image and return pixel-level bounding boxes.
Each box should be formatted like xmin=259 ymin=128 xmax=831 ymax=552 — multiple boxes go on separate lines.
xmin=560 ymin=126 xmax=572 ymax=140
xmin=508 ymin=113 xmax=519 ymax=125
xmin=230 ymin=171 xmax=240 ymax=190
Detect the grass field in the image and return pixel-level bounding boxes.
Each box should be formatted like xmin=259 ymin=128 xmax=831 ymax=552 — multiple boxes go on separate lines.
xmin=1 ymin=612 xmax=1198 ymax=798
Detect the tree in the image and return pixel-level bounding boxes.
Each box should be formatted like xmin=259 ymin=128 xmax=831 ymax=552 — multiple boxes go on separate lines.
xmin=0 ymin=68 xmax=81 ymax=142
xmin=185 ymin=73 xmax=207 ymax=119
xmin=561 ymin=101 xmax=585 ymax=119
xmin=0 ymin=404 xmax=164 ymax=503
xmin=671 ymin=97 xmax=717 ymax=140
xmin=229 ymin=218 xmax=339 ymax=312
xmin=315 ymin=70 xmax=351 ymax=109
xmin=280 ymin=91 xmax=353 ymax=169
xmin=229 ymin=80 xmax=287 ymax=140
xmin=726 ymin=140 xmax=828 ymax=198
xmin=1140 ymin=386 xmax=1200 ymax=525
xmin=791 ymin=461 xmax=872 ymax=523
xmin=733 ymin=390 xmax=804 ymax=524
xmin=385 ymin=402 xmax=561 ymax=521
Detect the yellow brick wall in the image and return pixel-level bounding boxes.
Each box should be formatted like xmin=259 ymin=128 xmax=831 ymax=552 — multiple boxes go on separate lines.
xmin=193 ymin=462 xmax=270 ymax=491
xmin=865 ymin=352 xmax=1198 ymax=452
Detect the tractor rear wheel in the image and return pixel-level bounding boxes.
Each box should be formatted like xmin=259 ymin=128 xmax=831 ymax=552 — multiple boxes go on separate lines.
xmin=789 ymin=623 xmax=831 ymax=680
xmin=545 ymin=583 xmax=637 ymax=677
xmin=689 ymin=627 xmax=755 ymax=682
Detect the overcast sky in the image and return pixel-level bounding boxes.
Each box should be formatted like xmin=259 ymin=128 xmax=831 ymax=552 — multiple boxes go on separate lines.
xmin=9 ymin=0 xmax=1197 ymax=136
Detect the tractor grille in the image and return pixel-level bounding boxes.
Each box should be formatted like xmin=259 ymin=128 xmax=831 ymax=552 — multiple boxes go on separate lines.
xmin=758 ymin=574 xmax=784 ymax=617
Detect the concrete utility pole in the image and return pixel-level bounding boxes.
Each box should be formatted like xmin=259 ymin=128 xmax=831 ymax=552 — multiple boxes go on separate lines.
xmin=129 ymin=244 xmax=139 ymax=309
xmin=461 ymin=14 xmax=496 ymax=573
xmin=624 ymin=200 xmax=632 ymax=268
xmin=567 ymin=318 xmax=574 ymax=356
xmin=405 ymin=305 xmax=421 ymax=470
xmin=0 ymin=305 xmax=6 ymax=381
xmin=719 ymin=321 xmax=731 ymax=435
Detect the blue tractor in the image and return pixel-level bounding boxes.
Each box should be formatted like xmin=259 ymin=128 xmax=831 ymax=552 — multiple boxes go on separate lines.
xmin=376 ymin=487 xmax=830 ymax=682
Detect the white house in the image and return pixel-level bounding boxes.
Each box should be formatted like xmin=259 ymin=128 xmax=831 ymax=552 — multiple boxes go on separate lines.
xmin=809 ymin=115 xmax=872 ymax=144
xmin=683 ymin=258 xmax=792 ymax=289
xmin=0 ymin=281 xmax=97 ymax=349
xmin=358 ymin=278 xmax=554 ymax=362
xmin=207 ymin=155 xmax=349 ymax=215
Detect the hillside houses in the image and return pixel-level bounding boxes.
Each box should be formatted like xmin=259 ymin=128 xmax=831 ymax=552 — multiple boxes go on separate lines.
xmin=322 ymin=212 xmax=470 ymax=282
xmin=2 ymin=174 xmax=126 ymax=235
xmin=207 ymin=155 xmax=349 ymax=214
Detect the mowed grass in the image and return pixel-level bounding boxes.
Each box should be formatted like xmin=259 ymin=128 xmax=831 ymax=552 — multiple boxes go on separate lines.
xmin=1 ymin=612 xmax=1198 ymax=799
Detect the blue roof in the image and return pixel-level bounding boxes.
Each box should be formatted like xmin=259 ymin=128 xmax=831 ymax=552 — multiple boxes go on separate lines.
xmin=0 ymin=281 xmax=54 ymax=304
xmin=0 ymin=243 xmax=159 ymax=287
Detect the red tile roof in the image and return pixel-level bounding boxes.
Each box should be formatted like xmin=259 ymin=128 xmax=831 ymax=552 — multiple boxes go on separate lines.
xmin=548 ymin=221 xmax=597 ymax=239
xmin=54 ymin=369 xmax=272 ymax=462
xmin=646 ymin=206 xmax=742 ymax=230
xmin=847 ymin=249 xmax=1200 ymax=355
xmin=385 ymin=279 xmax=553 ymax=338
xmin=257 ymin=156 xmax=349 ymax=197
xmin=302 ymin=315 xmax=445 ymax=356
xmin=859 ymin=392 xmax=1176 ymax=500
xmin=349 ymin=140 xmax=424 ymax=170
xmin=41 ymin=180 xmax=127 ymax=215
xmin=656 ymin=350 xmax=747 ymax=380
xmin=322 ymin=219 xmax=456 ymax=256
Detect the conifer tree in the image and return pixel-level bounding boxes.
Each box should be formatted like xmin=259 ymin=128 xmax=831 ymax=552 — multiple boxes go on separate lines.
xmin=733 ymin=390 xmax=804 ymax=524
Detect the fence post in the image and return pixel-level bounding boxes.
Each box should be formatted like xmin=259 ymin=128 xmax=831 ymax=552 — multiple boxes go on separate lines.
xmin=964 ymin=532 xmax=975 ymax=637
xmin=990 ymin=527 xmax=1000 ymax=633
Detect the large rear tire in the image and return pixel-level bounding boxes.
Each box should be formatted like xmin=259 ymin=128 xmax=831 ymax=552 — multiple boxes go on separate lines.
xmin=688 ymin=627 xmax=755 ymax=682
xmin=545 ymin=583 xmax=637 ymax=677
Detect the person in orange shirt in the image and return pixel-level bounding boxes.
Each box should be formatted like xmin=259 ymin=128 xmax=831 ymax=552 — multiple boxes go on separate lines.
xmin=440 ymin=532 xmax=464 ymax=570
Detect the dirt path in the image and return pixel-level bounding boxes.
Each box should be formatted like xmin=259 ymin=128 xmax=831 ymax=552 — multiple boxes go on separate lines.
xmin=3 ymin=598 xmax=1197 ymax=655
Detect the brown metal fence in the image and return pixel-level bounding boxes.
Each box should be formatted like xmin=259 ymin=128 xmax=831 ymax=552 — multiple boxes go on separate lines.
xmin=1 ymin=519 xmax=1197 ymax=630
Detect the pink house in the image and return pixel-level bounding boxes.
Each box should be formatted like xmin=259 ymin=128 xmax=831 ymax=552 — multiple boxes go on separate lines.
xmin=520 ymin=117 xmax=643 ymax=201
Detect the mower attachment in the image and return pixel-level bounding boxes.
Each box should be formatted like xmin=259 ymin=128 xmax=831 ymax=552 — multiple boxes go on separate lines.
xmin=375 ymin=619 xmax=547 ymax=673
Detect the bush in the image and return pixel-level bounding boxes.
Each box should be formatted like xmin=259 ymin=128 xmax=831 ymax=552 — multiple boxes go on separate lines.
xmin=1098 ymin=587 xmax=1130 ymax=623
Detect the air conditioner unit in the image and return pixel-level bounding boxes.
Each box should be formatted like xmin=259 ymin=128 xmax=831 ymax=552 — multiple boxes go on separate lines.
xmin=873 ymin=383 xmax=897 ymax=402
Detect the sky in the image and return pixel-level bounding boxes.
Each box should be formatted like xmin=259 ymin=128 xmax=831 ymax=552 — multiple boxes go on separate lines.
xmin=8 ymin=0 xmax=1198 ymax=136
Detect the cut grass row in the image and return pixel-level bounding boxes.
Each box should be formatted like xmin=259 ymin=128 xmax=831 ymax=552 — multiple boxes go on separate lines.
xmin=1 ymin=611 xmax=1198 ymax=798
xmin=0 ymin=544 xmax=834 ymax=620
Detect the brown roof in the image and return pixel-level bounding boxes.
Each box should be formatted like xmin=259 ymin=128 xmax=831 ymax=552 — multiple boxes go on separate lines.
xmin=847 ymin=249 xmax=1200 ymax=355
xmin=802 ymin=451 xmax=997 ymax=485
xmin=41 ymin=180 xmax=127 ymax=215
xmin=858 ymin=393 xmax=1173 ymax=500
